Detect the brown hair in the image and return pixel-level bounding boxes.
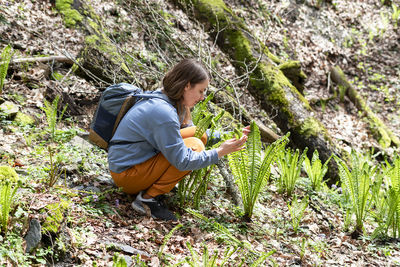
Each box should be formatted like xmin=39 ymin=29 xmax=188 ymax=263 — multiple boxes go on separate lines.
xmin=162 ymin=58 xmax=210 ymax=104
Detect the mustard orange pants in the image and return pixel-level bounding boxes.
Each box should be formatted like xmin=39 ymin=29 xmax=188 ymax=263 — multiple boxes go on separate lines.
xmin=110 ymin=126 xmax=207 ymax=197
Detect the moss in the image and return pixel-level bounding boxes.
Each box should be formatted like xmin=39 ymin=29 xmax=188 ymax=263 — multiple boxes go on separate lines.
xmin=84 ymin=35 xmax=99 ymax=45
xmin=42 ymin=199 xmax=70 ymax=234
xmin=279 ymin=61 xmax=307 ymax=80
xmin=14 ymin=112 xmax=35 ymax=126
xmin=226 ymin=29 xmax=254 ymax=64
xmin=195 ymin=0 xmax=231 ymax=26
xmin=55 ymin=0 xmax=83 ymax=27
xmin=88 ymin=20 xmax=100 ymax=34
xmin=297 ymin=117 xmax=326 ymax=138
xmin=0 ymin=166 xmax=19 ymax=183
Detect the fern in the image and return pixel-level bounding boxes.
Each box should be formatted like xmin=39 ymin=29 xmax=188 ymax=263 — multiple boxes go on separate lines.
xmin=112 ymin=253 xmax=127 ymax=267
xmin=0 ymin=180 xmax=19 ymax=233
xmin=158 ymin=224 xmax=183 ymax=258
xmin=334 ymin=151 xmax=375 ymax=234
xmin=374 ymin=156 xmax=400 ymax=238
xmin=192 ymin=92 xmax=214 ymax=125
xmin=287 ymin=195 xmax=309 ymax=233
xmin=303 ymin=150 xmax=332 ymax=191
xmin=227 ymin=122 xmax=289 ymax=220
xmin=0 ymin=44 xmax=13 ymax=94
xmin=178 ymin=105 xmax=223 ymax=209
xmin=194 ymin=113 xmax=213 ymax=139
xmin=41 ymin=95 xmax=68 ymax=142
xmin=186 ymin=209 xmax=252 ymax=250
xmin=276 ymin=147 xmax=308 ymax=197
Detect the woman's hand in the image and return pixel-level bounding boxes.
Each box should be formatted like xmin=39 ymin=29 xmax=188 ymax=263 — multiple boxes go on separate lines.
xmin=242 ymin=125 xmax=251 ymax=137
xmin=216 ymin=135 xmax=248 ymax=158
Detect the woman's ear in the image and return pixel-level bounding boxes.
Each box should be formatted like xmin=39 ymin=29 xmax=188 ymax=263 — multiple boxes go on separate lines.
xmin=184 ymin=82 xmax=191 ymax=91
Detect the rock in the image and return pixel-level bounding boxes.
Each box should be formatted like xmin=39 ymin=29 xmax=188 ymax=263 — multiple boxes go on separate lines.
xmin=104 ymin=241 xmax=151 ymax=258
xmin=41 ymin=200 xmax=70 ymax=234
xmin=69 ymin=135 xmax=93 ymax=150
xmin=96 ymin=174 xmax=114 ymax=185
xmin=24 ymin=219 xmax=42 ymax=253
xmin=14 ymin=112 xmax=36 ymax=126
xmin=84 ymin=185 xmax=101 ymax=193
xmin=124 ymin=255 xmax=133 ymax=267
xmin=0 ymin=101 xmax=19 ymax=120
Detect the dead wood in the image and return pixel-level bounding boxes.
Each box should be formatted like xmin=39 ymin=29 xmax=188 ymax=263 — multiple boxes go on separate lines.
xmin=330 ymin=66 xmax=400 ymax=148
xmin=11 ymin=56 xmax=74 ymax=65
xmin=216 ymin=161 xmax=243 ymax=207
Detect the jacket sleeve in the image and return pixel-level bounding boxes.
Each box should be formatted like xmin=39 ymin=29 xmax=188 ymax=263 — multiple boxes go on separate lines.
xmin=149 ymin=109 xmax=219 ymax=171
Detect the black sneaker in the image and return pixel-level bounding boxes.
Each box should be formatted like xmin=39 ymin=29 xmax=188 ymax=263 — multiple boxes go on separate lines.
xmin=132 ymin=191 xmax=177 ymax=221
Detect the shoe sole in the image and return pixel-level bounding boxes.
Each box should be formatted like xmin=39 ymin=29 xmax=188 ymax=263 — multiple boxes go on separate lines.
xmin=131 ymin=201 xmax=146 ymax=215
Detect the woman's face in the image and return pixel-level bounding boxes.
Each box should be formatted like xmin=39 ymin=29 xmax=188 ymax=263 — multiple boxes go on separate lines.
xmin=182 ymin=79 xmax=209 ymax=108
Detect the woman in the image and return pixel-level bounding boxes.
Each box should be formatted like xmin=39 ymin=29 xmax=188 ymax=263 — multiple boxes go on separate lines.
xmin=108 ymin=59 xmax=249 ymax=221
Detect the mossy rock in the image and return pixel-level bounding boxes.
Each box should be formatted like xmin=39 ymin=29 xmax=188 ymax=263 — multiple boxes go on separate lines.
xmin=0 ymin=101 xmax=19 ymax=120
xmin=14 ymin=112 xmax=35 ymax=126
xmin=41 ymin=199 xmax=71 ymax=234
xmin=0 ymin=165 xmax=19 ymax=183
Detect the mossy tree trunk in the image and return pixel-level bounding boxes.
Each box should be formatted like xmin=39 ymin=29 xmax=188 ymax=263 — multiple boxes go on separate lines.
xmin=331 ymin=66 xmax=400 ymax=148
xmin=173 ymin=0 xmax=342 ymax=183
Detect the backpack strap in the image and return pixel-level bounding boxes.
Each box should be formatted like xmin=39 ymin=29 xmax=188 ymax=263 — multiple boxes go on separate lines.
xmin=108 ymin=95 xmax=170 ymax=148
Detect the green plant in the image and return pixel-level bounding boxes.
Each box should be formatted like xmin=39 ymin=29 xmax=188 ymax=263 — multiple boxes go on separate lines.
xmin=158 ymin=224 xmax=183 ymax=259
xmin=187 ymin=209 xmax=253 ymax=250
xmin=112 ymin=252 xmax=127 ymax=267
xmin=178 ymin=165 xmax=214 ymax=208
xmin=373 ymin=156 xmax=400 ymax=238
xmin=287 ymin=195 xmax=309 ymax=233
xmin=177 ymin=94 xmax=223 ymax=208
xmin=303 ymin=150 xmax=331 ymax=191
xmin=0 ymin=44 xmax=13 ymax=94
xmin=392 ymin=4 xmax=400 ymax=27
xmin=185 ymin=242 xmax=236 ymax=267
xmin=45 ymin=145 xmax=66 ymax=188
xmin=228 ymin=122 xmax=289 ymax=220
xmin=0 ymin=180 xmax=19 ymax=233
xmin=184 ymin=242 xmax=272 ymax=267
xmin=40 ymin=95 xmax=67 ymax=143
xmin=276 ymin=147 xmax=308 ymax=197
xmin=334 ymin=151 xmax=375 ymax=235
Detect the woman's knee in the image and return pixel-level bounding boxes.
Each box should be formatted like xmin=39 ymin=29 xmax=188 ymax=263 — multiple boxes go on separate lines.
xmin=180 ymin=126 xmax=207 ymax=145
xmin=183 ymin=137 xmax=205 ymax=152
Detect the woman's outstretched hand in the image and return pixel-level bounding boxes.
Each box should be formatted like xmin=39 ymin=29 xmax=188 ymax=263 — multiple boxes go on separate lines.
xmin=216 ymin=126 xmax=251 ymax=159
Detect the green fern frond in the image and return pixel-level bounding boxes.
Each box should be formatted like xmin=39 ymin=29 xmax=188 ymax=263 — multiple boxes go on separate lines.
xmin=194 ymin=114 xmax=213 ymax=139
xmin=334 ymin=151 xmax=373 ymax=233
xmin=158 ymin=224 xmax=183 ymax=258
xmin=192 ymin=92 xmax=214 ymax=125
xmin=228 ymin=125 xmax=289 ymax=219
xmin=0 ymin=44 xmax=13 ymax=94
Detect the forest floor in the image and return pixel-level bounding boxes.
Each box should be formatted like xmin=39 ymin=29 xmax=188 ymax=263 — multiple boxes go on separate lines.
xmin=1 ymin=0 xmax=400 ymax=266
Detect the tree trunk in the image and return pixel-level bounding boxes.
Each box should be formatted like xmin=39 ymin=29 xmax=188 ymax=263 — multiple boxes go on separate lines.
xmin=172 ymin=0 xmax=342 ymax=183
xmin=331 ymin=66 xmax=400 ymax=148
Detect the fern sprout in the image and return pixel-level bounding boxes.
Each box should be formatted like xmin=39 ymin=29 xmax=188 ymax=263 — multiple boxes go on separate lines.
xmin=373 ymin=156 xmax=400 ymax=238
xmin=303 ymin=150 xmax=332 ymax=191
xmin=0 ymin=180 xmax=19 ymax=233
xmin=0 ymin=44 xmax=13 ymax=94
xmin=276 ymin=147 xmax=308 ymax=197
xmin=227 ymin=121 xmax=289 ymax=220
xmin=334 ymin=151 xmax=375 ymax=236
xmin=287 ymin=195 xmax=309 ymax=233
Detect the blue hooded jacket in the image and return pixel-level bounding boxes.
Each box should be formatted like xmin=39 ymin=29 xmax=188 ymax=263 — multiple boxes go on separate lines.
xmin=107 ymin=90 xmax=219 ymax=173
